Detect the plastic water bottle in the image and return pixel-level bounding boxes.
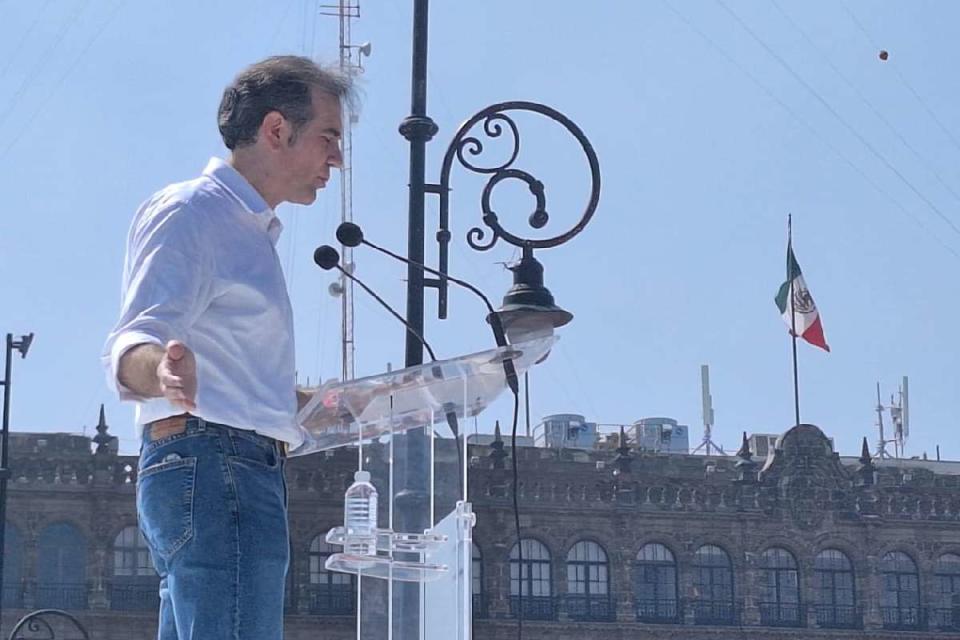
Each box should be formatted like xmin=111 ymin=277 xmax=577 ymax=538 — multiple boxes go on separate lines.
xmin=344 ymin=470 xmax=378 ymax=556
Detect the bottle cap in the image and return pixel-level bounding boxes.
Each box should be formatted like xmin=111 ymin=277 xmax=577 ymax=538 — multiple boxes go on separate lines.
xmin=354 ymin=470 xmax=371 ymax=482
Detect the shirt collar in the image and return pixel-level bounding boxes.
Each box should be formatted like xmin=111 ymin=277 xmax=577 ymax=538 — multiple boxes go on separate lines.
xmin=203 ymin=157 xmax=284 ymax=244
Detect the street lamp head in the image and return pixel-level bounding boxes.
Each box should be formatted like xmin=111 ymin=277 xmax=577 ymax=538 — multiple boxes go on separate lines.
xmin=14 ymin=333 xmax=33 ymax=359
xmin=488 ymin=252 xmax=572 ymax=346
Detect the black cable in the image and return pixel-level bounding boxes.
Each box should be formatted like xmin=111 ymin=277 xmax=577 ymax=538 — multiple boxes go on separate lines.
xmin=510 ymin=387 xmax=523 ymax=640
xmin=356 ymin=235 xmax=519 ymax=394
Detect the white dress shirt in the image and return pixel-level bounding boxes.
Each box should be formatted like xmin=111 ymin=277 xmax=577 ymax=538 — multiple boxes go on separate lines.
xmin=103 ymin=158 xmax=303 ymax=447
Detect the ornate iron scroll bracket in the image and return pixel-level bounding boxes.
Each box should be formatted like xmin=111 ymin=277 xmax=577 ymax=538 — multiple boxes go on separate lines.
xmin=423 ymin=101 xmax=601 ymax=319
xmin=9 ymin=609 xmax=90 ymax=640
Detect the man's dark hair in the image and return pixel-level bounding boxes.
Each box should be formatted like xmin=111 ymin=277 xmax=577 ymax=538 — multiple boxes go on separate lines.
xmin=218 ymin=56 xmax=355 ymax=150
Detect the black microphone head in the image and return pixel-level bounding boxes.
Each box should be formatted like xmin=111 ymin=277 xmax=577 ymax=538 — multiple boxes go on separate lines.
xmin=336 ymin=222 xmax=364 ymax=247
xmin=313 ymin=245 xmax=340 ymax=270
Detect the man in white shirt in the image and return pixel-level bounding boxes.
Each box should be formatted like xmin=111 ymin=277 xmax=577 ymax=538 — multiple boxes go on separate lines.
xmin=103 ymin=56 xmax=353 ymax=640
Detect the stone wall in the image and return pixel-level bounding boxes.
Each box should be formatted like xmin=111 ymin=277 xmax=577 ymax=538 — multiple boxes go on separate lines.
xmin=4 ymin=422 xmax=959 ymax=638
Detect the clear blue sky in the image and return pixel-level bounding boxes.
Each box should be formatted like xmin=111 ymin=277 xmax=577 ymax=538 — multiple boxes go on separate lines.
xmin=2 ymin=1 xmax=959 ymax=459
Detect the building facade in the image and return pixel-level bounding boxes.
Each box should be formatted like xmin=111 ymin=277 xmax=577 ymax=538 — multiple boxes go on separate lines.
xmin=3 ymin=414 xmax=960 ymax=640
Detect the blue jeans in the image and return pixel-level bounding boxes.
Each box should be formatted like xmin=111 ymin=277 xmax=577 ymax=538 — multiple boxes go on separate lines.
xmin=137 ymin=418 xmax=289 ymax=639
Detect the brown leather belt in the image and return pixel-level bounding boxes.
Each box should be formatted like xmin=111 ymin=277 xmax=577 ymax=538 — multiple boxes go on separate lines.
xmin=144 ymin=414 xmax=191 ymax=442
xmin=144 ymin=414 xmax=289 ymax=457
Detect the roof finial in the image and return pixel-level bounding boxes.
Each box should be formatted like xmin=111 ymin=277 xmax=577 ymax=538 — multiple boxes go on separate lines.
xmin=857 ymin=437 xmax=876 ymax=487
xmin=735 ymin=431 xmax=758 ymax=483
xmin=613 ymin=426 xmax=632 ymax=474
xmin=490 ymin=420 xmax=506 ymax=470
xmin=736 ymin=431 xmax=752 ymax=460
xmin=93 ymin=404 xmax=116 ymax=455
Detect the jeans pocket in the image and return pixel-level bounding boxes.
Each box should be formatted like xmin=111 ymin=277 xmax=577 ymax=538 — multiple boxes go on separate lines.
xmin=137 ymin=457 xmax=197 ymax=561
xmin=227 ymin=433 xmax=279 ymax=470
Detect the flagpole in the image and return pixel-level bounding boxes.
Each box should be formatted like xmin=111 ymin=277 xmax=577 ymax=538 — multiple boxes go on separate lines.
xmin=788 ymin=215 xmax=801 ymax=426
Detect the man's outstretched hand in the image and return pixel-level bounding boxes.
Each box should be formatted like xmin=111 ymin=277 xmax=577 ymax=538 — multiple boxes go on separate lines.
xmin=157 ymin=340 xmax=197 ymax=411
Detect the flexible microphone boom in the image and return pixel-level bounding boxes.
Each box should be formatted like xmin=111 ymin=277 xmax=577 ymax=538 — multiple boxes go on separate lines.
xmin=314 ymin=245 xmax=462 ymax=440
xmin=314 ymin=245 xmax=437 ymax=362
xmin=335 ymin=222 xmax=520 ymax=395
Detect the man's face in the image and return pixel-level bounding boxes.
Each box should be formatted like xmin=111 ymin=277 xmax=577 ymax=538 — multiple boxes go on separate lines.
xmin=277 ymin=88 xmax=343 ymax=206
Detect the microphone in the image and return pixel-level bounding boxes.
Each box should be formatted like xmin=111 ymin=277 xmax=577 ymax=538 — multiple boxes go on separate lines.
xmin=314 ymin=245 xmax=461 ymax=439
xmin=335 ymin=222 xmax=520 ymax=395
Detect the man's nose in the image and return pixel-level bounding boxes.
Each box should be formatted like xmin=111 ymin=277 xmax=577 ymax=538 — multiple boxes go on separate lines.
xmin=329 ymin=145 xmax=344 ymax=169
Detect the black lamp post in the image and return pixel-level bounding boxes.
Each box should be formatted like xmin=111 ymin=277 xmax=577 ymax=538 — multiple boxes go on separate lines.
xmin=0 ymin=332 xmax=33 ymax=629
xmin=392 ymin=2 xmax=601 ymax=635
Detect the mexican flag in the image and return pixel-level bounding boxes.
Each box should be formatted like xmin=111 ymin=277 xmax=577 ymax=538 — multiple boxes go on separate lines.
xmin=775 ymin=244 xmax=830 ymax=352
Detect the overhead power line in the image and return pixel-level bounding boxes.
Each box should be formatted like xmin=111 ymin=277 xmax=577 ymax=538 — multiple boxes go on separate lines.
xmin=716 ymin=0 xmax=960 ymax=241
xmin=0 ymin=0 xmax=91 ymax=134
xmin=0 ymin=1 xmax=125 ymax=163
xmin=661 ymin=0 xmax=960 ymax=261
xmin=0 ymin=0 xmax=55 ymax=81
xmin=839 ymin=0 xmax=960 ymax=159
xmin=771 ymin=0 xmax=960 ymax=210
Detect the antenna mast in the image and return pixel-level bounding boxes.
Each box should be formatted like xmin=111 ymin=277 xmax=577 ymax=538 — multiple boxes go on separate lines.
xmin=874 ymin=379 xmax=910 ymax=460
xmin=693 ymin=364 xmax=725 ymax=455
xmin=901 ymin=375 xmax=910 ymax=449
xmin=890 ymin=376 xmax=909 ymax=458
xmin=875 ymin=382 xmax=890 ymax=459
xmin=322 ymin=0 xmax=367 ymax=380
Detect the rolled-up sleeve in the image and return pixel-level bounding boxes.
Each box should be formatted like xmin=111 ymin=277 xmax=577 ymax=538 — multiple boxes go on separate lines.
xmin=102 ymin=199 xmax=214 ymax=400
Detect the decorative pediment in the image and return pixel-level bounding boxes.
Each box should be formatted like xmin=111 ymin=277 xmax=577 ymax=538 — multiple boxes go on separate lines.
xmin=759 ymin=424 xmax=854 ymax=528
xmin=760 ymin=424 xmax=851 ymax=485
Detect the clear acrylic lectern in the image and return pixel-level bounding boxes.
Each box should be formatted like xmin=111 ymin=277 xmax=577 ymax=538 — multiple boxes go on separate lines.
xmin=292 ymin=336 xmax=556 ymax=640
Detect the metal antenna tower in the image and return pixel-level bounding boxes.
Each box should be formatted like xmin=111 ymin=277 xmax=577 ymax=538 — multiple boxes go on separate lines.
xmin=874 ymin=378 xmax=909 ymax=459
xmin=898 ymin=376 xmax=910 ymax=455
xmin=881 ymin=376 xmax=910 ymax=458
xmin=321 ymin=0 xmax=368 ymax=380
xmin=874 ymin=382 xmax=892 ymax=459
xmin=692 ymin=364 xmax=726 ymax=455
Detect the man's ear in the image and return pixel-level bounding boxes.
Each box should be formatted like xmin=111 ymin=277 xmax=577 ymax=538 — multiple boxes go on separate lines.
xmin=259 ymin=111 xmax=288 ymax=150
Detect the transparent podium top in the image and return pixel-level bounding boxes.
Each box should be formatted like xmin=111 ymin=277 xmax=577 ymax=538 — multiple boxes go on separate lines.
xmin=291 ymin=336 xmax=556 ymax=455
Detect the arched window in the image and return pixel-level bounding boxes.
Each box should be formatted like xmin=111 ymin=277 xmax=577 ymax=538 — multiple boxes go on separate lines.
xmin=881 ymin=551 xmax=921 ymax=630
xmin=472 ymin=542 xmax=486 ymax=618
xmin=109 ymin=527 xmax=158 ymax=611
xmin=934 ymin=553 xmax=960 ymax=631
xmin=37 ymin=523 xmax=87 ymax=610
xmin=565 ymin=540 xmax=612 ymax=621
xmin=112 ymin=527 xmax=153 ymax=577
xmin=509 ymin=539 xmax=555 ymax=620
xmin=759 ymin=547 xmax=801 ymax=626
xmin=3 ymin=524 xmax=23 ymax=608
xmin=814 ymin=549 xmax=858 ymax=629
xmin=306 ymin=536 xmax=354 ymax=615
xmin=692 ymin=545 xmax=736 ymax=625
xmin=634 ymin=543 xmax=679 ymax=623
